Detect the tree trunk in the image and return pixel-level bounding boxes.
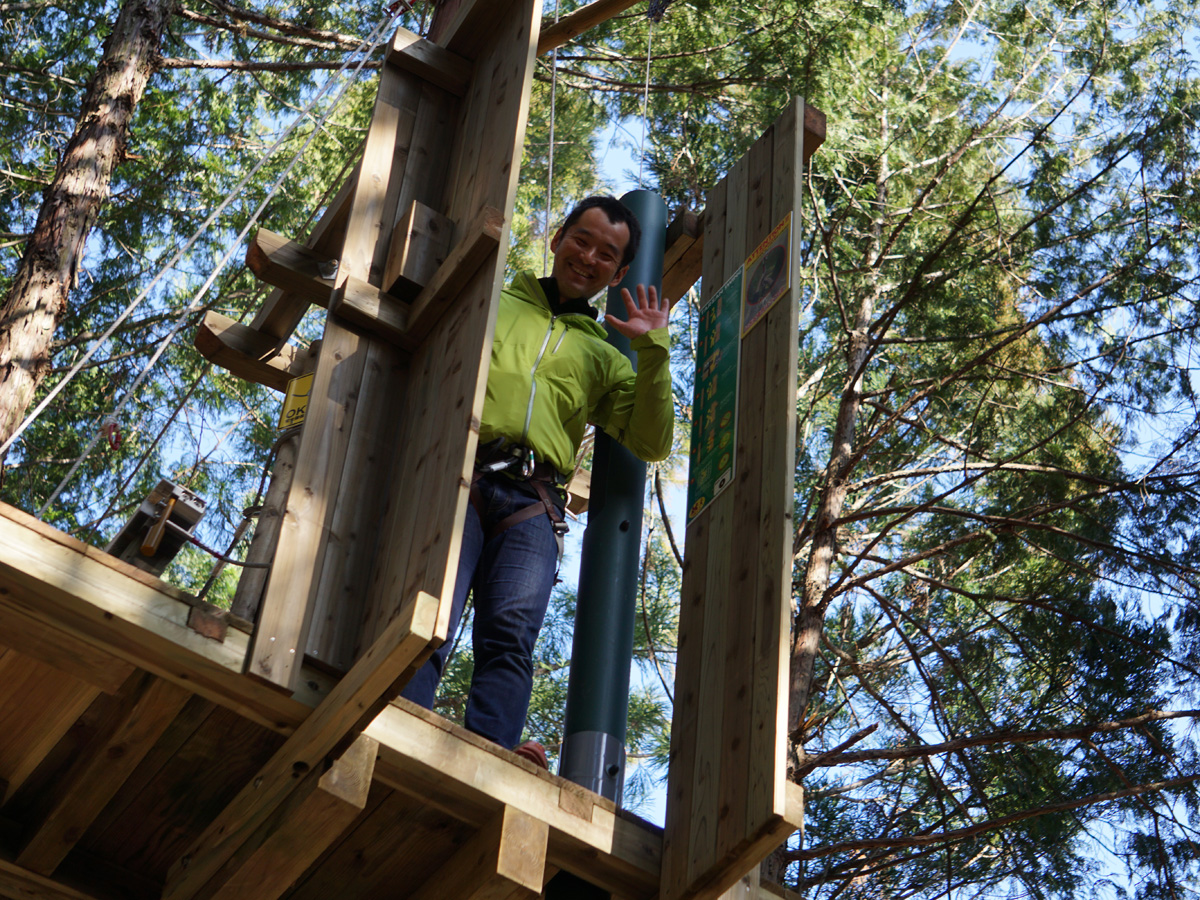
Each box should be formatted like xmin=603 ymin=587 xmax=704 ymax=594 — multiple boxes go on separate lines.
xmin=0 ymin=0 xmax=176 ymax=449
xmin=788 ymin=96 xmax=891 ymax=738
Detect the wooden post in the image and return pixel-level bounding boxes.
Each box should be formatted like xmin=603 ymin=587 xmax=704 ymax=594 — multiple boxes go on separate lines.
xmin=230 ymin=342 xmax=320 ymax=625
xmin=660 ymin=98 xmax=808 ymax=900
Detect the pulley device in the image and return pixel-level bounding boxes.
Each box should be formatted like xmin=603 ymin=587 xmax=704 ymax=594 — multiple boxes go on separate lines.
xmin=106 ymin=479 xmax=207 ymax=576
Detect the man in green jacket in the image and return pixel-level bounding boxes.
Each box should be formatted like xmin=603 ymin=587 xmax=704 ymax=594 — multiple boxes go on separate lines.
xmin=401 ymin=196 xmax=673 ymax=765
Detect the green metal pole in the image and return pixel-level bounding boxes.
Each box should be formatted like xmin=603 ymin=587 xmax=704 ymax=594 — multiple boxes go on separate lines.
xmin=558 ymin=190 xmax=667 ymax=803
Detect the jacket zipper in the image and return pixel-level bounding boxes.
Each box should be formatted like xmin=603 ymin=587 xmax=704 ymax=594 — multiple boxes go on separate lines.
xmin=522 ymin=313 xmax=559 ymax=446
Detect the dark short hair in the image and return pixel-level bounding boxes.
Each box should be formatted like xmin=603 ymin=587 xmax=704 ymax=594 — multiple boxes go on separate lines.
xmin=560 ymin=196 xmax=641 ymax=269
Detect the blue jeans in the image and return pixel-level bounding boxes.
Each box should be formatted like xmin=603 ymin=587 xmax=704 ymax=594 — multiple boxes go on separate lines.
xmin=400 ymin=472 xmax=559 ymax=748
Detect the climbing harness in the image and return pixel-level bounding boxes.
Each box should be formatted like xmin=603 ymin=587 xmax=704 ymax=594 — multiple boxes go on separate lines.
xmin=471 ymin=439 xmax=569 ymax=548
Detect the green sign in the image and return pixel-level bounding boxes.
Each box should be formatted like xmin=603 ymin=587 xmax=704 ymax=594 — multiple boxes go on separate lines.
xmin=687 ymin=270 xmax=742 ymax=524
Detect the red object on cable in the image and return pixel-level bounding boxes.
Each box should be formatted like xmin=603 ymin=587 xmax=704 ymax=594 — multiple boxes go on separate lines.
xmin=101 ymin=417 xmax=121 ymax=450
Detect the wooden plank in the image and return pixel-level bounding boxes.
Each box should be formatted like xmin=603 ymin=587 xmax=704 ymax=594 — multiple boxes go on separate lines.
xmin=250 ymin=162 xmax=361 ymax=342
xmin=0 ymin=604 xmax=133 ymax=694
xmin=716 ymin=121 xmax=772 ymax=869
xmin=429 ymin=0 xmax=516 ymax=57
xmin=0 ymin=854 xmax=104 ymax=900
xmin=360 ymin=0 xmax=536 ymax=650
xmin=408 ymin=804 xmax=548 ymax=900
xmin=229 ymin=432 xmax=300 ymax=624
xmin=281 ymin=784 xmax=464 ymax=899
xmin=79 ymin=703 xmax=286 ymax=881
xmin=400 ymin=204 xmax=503 ymax=342
xmin=304 ymin=337 xmax=408 ymax=672
xmin=662 ymin=100 xmax=806 ymax=900
xmin=802 ymin=104 xmax=826 ymax=166
xmin=328 ymin=270 xmax=416 ymax=348
xmin=246 ymin=228 xmax=338 ymax=307
xmin=358 ymin=307 xmax=453 ymax=646
xmin=303 ymin=67 xmax=448 ymax=671
xmin=163 ymin=591 xmax=438 ymax=900
xmin=246 ymin=229 xmax=418 ymax=349
xmin=537 ymin=0 xmax=640 ymax=55
xmin=747 ymin=97 xmax=803 ymax=833
xmin=717 ymin=866 xmax=760 ymax=900
xmin=248 ymin=56 xmax=422 ymax=692
xmin=366 ymin=699 xmax=662 ymax=900
xmin=17 ymin=672 xmax=191 ymax=876
xmin=0 ymin=501 xmax=332 ymax=734
xmin=383 ymin=200 xmax=455 ymax=300
xmin=679 ymin=784 xmax=803 ymax=900
xmin=660 ymin=171 xmax=727 ymax=900
xmin=0 ymin=653 xmax=99 ymax=805
xmin=78 ymin=694 xmax=217 ymax=842
xmin=200 ymin=734 xmax=378 ymax=900
xmin=689 ymin=153 xmax=748 ymax=890
xmin=388 ymin=27 xmax=473 ymax=96
xmin=193 ymin=312 xmax=306 ymax=394
xmin=226 ymin=326 xmax=312 ymax=625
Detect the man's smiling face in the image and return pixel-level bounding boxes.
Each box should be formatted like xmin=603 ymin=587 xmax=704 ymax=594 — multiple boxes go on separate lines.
xmin=549 ymin=207 xmax=631 ymax=301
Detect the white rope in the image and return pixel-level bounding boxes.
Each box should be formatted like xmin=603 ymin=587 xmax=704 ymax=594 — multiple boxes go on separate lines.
xmin=542 ymin=0 xmax=562 ymax=276
xmin=638 ymin=21 xmax=654 ymax=188
xmin=32 ymin=13 xmax=401 ymax=515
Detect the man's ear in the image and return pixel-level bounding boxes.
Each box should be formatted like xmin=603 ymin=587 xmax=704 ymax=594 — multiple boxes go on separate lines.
xmin=608 ymin=264 xmax=630 ymax=287
xmin=549 ymin=227 xmax=564 ymax=252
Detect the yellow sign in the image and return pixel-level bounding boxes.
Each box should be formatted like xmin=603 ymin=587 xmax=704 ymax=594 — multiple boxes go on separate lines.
xmin=279 ymin=373 xmax=314 ymax=429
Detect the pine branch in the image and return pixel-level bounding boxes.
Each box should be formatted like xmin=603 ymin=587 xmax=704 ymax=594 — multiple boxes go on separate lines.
xmin=157 ymin=57 xmax=380 ymax=72
xmin=802 ymin=709 xmax=1200 ymax=771
xmin=785 ymin=774 xmax=1200 ymax=862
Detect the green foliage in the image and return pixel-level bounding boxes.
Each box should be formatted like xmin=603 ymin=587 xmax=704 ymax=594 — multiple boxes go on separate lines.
xmin=6 ymin=2 xmax=1200 ymax=897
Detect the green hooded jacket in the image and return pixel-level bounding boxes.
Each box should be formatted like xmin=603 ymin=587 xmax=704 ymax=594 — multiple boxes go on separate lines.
xmin=479 ymin=270 xmax=673 ymax=477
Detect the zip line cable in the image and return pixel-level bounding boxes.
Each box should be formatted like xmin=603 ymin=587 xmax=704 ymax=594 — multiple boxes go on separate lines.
xmin=7 ymin=12 xmax=399 ymax=468
xmin=29 ymin=14 xmax=402 ymax=516
xmin=638 ymin=19 xmax=654 ymax=188
xmin=543 ymin=0 xmax=562 ymax=276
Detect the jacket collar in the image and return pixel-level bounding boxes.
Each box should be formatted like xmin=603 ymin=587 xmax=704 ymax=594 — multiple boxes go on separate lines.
xmin=511 ymin=271 xmax=608 ymax=337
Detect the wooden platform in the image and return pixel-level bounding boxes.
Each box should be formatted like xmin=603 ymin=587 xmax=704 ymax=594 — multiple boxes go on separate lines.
xmin=0 ymin=502 xmax=663 ymax=899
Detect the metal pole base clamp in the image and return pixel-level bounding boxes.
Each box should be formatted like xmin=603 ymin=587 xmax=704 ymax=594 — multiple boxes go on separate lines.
xmin=558 ymin=730 xmax=626 ymax=804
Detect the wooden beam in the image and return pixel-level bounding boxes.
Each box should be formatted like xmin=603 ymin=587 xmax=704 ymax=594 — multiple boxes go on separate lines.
xmin=163 ymin=591 xmax=438 ymax=900
xmin=0 ymin=854 xmax=104 ymax=900
xmin=427 ymin=0 xmax=503 ymax=56
xmin=803 ymin=104 xmax=826 ymax=165
xmin=388 ymin=27 xmax=472 ymax=96
xmin=17 ymin=672 xmax=191 ymax=876
xmin=246 ymin=229 xmax=418 ymax=350
xmin=409 ymin=804 xmax=548 ymax=900
xmin=383 ymin=200 xmax=455 ymax=301
xmin=0 ymin=652 xmax=99 ymax=805
xmin=198 ymin=734 xmax=378 ymax=900
xmin=246 ymin=228 xmax=338 ymax=309
xmin=194 ymin=312 xmax=306 ymax=393
xmin=564 ymin=467 xmax=590 ymax=516
xmin=331 ymin=273 xmax=415 ymax=349
xmin=0 ymin=501 xmax=331 ymax=734
xmin=400 ymin=204 xmax=503 ymax=343
xmin=247 ymin=53 xmax=417 ymax=693
xmin=250 ymin=163 xmax=360 ymax=342
xmin=366 ymin=699 xmax=663 ymax=900
xmin=0 ymin=602 xmax=133 ymax=694
xmin=537 ymin=0 xmax=641 ymax=55
xmin=228 ymin=338 xmax=319 ymax=625
xmin=662 ymin=209 xmax=704 ymax=304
